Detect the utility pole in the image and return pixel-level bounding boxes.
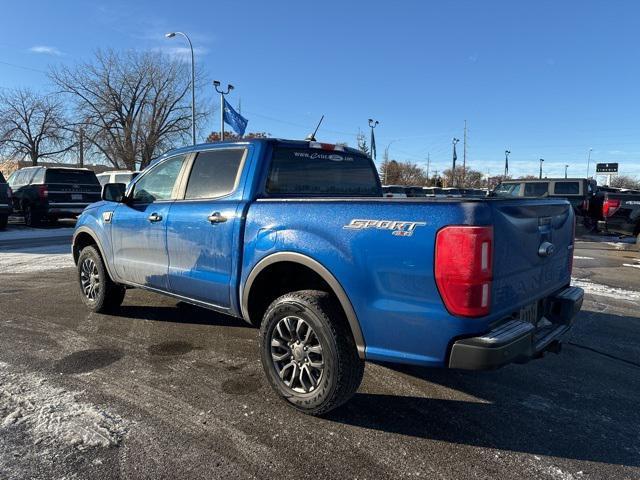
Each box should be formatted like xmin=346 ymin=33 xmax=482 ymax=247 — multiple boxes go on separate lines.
xmin=213 ymin=80 xmax=234 ymax=141
xmin=78 ymin=127 xmax=84 ymax=168
xmin=586 ymin=148 xmax=593 ymax=178
xmin=463 ymin=120 xmax=467 ymax=186
xmin=565 ymin=164 xmax=569 ymax=178
xmin=539 ymin=158 xmax=545 ymax=179
xmin=426 ymin=153 xmax=430 ymax=184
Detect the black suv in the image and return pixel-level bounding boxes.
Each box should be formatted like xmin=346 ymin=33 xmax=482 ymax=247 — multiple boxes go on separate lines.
xmin=7 ymin=167 xmax=101 ymax=226
xmin=0 ymin=171 xmax=12 ymax=230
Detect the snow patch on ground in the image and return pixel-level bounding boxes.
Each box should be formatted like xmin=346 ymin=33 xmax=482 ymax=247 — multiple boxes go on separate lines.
xmin=542 ymin=465 xmax=578 ymax=480
xmin=572 ymin=277 xmax=640 ymax=303
xmin=623 ymin=263 xmax=640 ymax=269
xmin=0 ymin=245 xmax=73 ymax=274
xmin=0 ymin=362 xmax=126 ymax=450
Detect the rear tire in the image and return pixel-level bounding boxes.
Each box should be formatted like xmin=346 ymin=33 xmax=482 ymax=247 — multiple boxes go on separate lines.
xmin=24 ymin=205 xmax=41 ymax=227
xmin=0 ymin=214 xmax=7 ymax=230
xmin=260 ymin=290 xmax=364 ymax=416
xmin=77 ymin=246 xmax=125 ymax=313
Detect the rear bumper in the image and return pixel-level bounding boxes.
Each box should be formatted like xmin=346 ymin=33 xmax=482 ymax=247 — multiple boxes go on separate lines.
xmin=47 ymin=203 xmax=89 ymax=217
xmin=0 ymin=203 xmax=11 ymax=215
xmin=602 ymin=220 xmax=637 ymax=237
xmin=448 ymin=286 xmax=584 ymax=370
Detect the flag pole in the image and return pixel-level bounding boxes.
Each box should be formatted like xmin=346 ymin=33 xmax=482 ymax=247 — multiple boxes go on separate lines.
xmin=220 ymin=92 xmax=225 ymax=141
xmin=214 ymin=81 xmax=234 ymax=141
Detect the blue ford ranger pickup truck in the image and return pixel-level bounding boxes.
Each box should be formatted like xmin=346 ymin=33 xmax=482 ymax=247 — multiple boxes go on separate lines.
xmin=72 ymin=139 xmax=584 ymax=414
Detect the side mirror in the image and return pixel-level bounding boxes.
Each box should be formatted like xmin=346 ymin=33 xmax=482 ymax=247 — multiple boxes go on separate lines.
xmin=102 ymin=183 xmax=127 ymax=203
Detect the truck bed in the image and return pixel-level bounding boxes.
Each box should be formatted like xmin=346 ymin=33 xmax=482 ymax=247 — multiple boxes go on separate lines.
xmin=242 ymin=196 xmax=574 ymax=365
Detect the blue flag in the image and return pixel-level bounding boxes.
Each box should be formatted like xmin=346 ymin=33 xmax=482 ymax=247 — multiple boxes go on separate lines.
xmin=223 ymin=98 xmax=248 ymax=136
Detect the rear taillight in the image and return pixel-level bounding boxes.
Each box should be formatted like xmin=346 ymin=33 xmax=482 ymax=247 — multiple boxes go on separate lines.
xmin=435 ymin=226 xmax=493 ymax=317
xmin=38 ymin=185 xmax=48 ymax=199
xmin=7 ymin=187 xmax=12 ymax=199
xmin=602 ymin=198 xmax=620 ymax=218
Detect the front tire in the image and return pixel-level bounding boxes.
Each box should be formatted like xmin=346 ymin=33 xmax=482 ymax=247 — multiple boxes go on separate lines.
xmin=0 ymin=214 xmax=7 ymax=230
xmin=260 ymin=290 xmax=364 ymax=415
xmin=77 ymin=246 xmax=125 ymax=312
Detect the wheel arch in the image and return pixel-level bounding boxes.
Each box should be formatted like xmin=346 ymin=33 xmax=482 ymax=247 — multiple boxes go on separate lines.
xmin=72 ymin=227 xmax=117 ymax=281
xmin=241 ymin=252 xmax=365 ymax=358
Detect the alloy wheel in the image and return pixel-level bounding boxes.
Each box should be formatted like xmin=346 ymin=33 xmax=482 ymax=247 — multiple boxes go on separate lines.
xmin=270 ymin=316 xmax=324 ymax=393
xmin=80 ymin=258 xmax=100 ymax=301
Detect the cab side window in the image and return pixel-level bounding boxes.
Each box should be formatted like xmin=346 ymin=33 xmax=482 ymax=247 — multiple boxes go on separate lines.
xmin=31 ymin=169 xmax=45 ymax=184
xmin=524 ymin=182 xmax=548 ymax=196
xmin=9 ymin=171 xmax=25 ymax=187
xmin=553 ymin=181 xmax=579 ymax=195
xmin=184 ymin=149 xmax=246 ymax=200
xmin=132 ymin=156 xmax=185 ymax=203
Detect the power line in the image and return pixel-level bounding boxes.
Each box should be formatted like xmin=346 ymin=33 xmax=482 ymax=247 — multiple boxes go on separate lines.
xmin=0 ymin=59 xmax=47 ymax=74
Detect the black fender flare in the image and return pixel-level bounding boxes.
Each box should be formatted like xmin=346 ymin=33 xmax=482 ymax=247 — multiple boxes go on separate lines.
xmin=241 ymin=251 xmax=366 ymax=358
xmin=72 ymin=226 xmax=118 ymax=282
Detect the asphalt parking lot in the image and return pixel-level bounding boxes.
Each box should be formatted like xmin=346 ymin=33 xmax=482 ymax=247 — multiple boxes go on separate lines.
xmin=0 ymin=225 xmax=639 ymax=480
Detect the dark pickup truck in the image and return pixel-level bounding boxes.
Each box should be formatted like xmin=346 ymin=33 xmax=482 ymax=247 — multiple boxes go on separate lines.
xmin=601 ymin=191 xmax=640 ymax=245
xmin=8 ymin=166 xmax=101 ymax=226
xmin=0 ymin=171 xmax=12 ymax=229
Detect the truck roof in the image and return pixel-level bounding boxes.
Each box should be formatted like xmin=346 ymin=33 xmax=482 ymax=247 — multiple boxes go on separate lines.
xmin=499 ymin=177 xmax=592 ymax=183
xmin=158 ymin=138 xmax=365 ymax=161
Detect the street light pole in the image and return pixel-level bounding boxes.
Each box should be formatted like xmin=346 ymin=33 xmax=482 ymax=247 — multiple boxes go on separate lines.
xmin=213 ymin=81 xmax=234 ymax=141
xmin=504 ymin=150 xmax=511 ymax=177
xmin=368 ymin=118 xmax=379 ymax=160
xmin=586 ymin=148 xmax=593 ymax=178
xmin=165 ymin=32 xmax=196 ymax=145
xmin=539 ymin=158 xmax=544 ymax=179
xmin=565 ymin=164 xmax=569 ymax=178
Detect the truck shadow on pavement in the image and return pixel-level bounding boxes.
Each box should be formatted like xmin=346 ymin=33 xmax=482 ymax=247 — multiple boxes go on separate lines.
xmin=327 ymin=309 xmax=640 ymax=468
xmin=110 ymin=301 xmax=252 ymax=329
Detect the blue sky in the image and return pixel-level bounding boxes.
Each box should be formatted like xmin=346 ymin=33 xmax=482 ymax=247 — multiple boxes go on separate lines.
xmin=1 ymin=0 xmax=640 ymax=179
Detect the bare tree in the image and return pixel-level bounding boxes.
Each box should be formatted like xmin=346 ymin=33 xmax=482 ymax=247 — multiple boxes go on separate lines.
xmin=379 ymin=159 xmax=427 ymax=185
xmin=442 ymin=166 xmax=485 ymax=188
xmin=356 ymin=129 xmax=369 ymax=156
xmin=206 ymin=131 xmax=269 ymax=142
xmin=0 ymin=88 xmax=73 ymax=165
xmin=50 ymin=49 xmax=201 ymax=170
xmin=610 ymin=175 xmax=640 ymax=190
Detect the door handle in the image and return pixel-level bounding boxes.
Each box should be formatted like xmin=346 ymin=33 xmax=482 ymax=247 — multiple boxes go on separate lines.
xmin=208 ymin=212 xmax=227 ymax=224
xmin=148 ymin=213 xmax=163 ymax=223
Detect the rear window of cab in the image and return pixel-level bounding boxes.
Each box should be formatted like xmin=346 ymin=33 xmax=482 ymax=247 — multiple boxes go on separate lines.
xmin=45 ymin=169 xmax=99 ymax=185
xmin=266 ymin=147 xmax=381 ymax=196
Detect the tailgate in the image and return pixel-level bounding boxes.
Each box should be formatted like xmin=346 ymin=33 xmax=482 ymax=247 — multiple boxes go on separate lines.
xmin=490 ymin=199 xmax=573 ymax=315
xmin=610 ymin=194 xmax=640 ymax=225
xmin=47 ymin=182 xmax=101 ymax=205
